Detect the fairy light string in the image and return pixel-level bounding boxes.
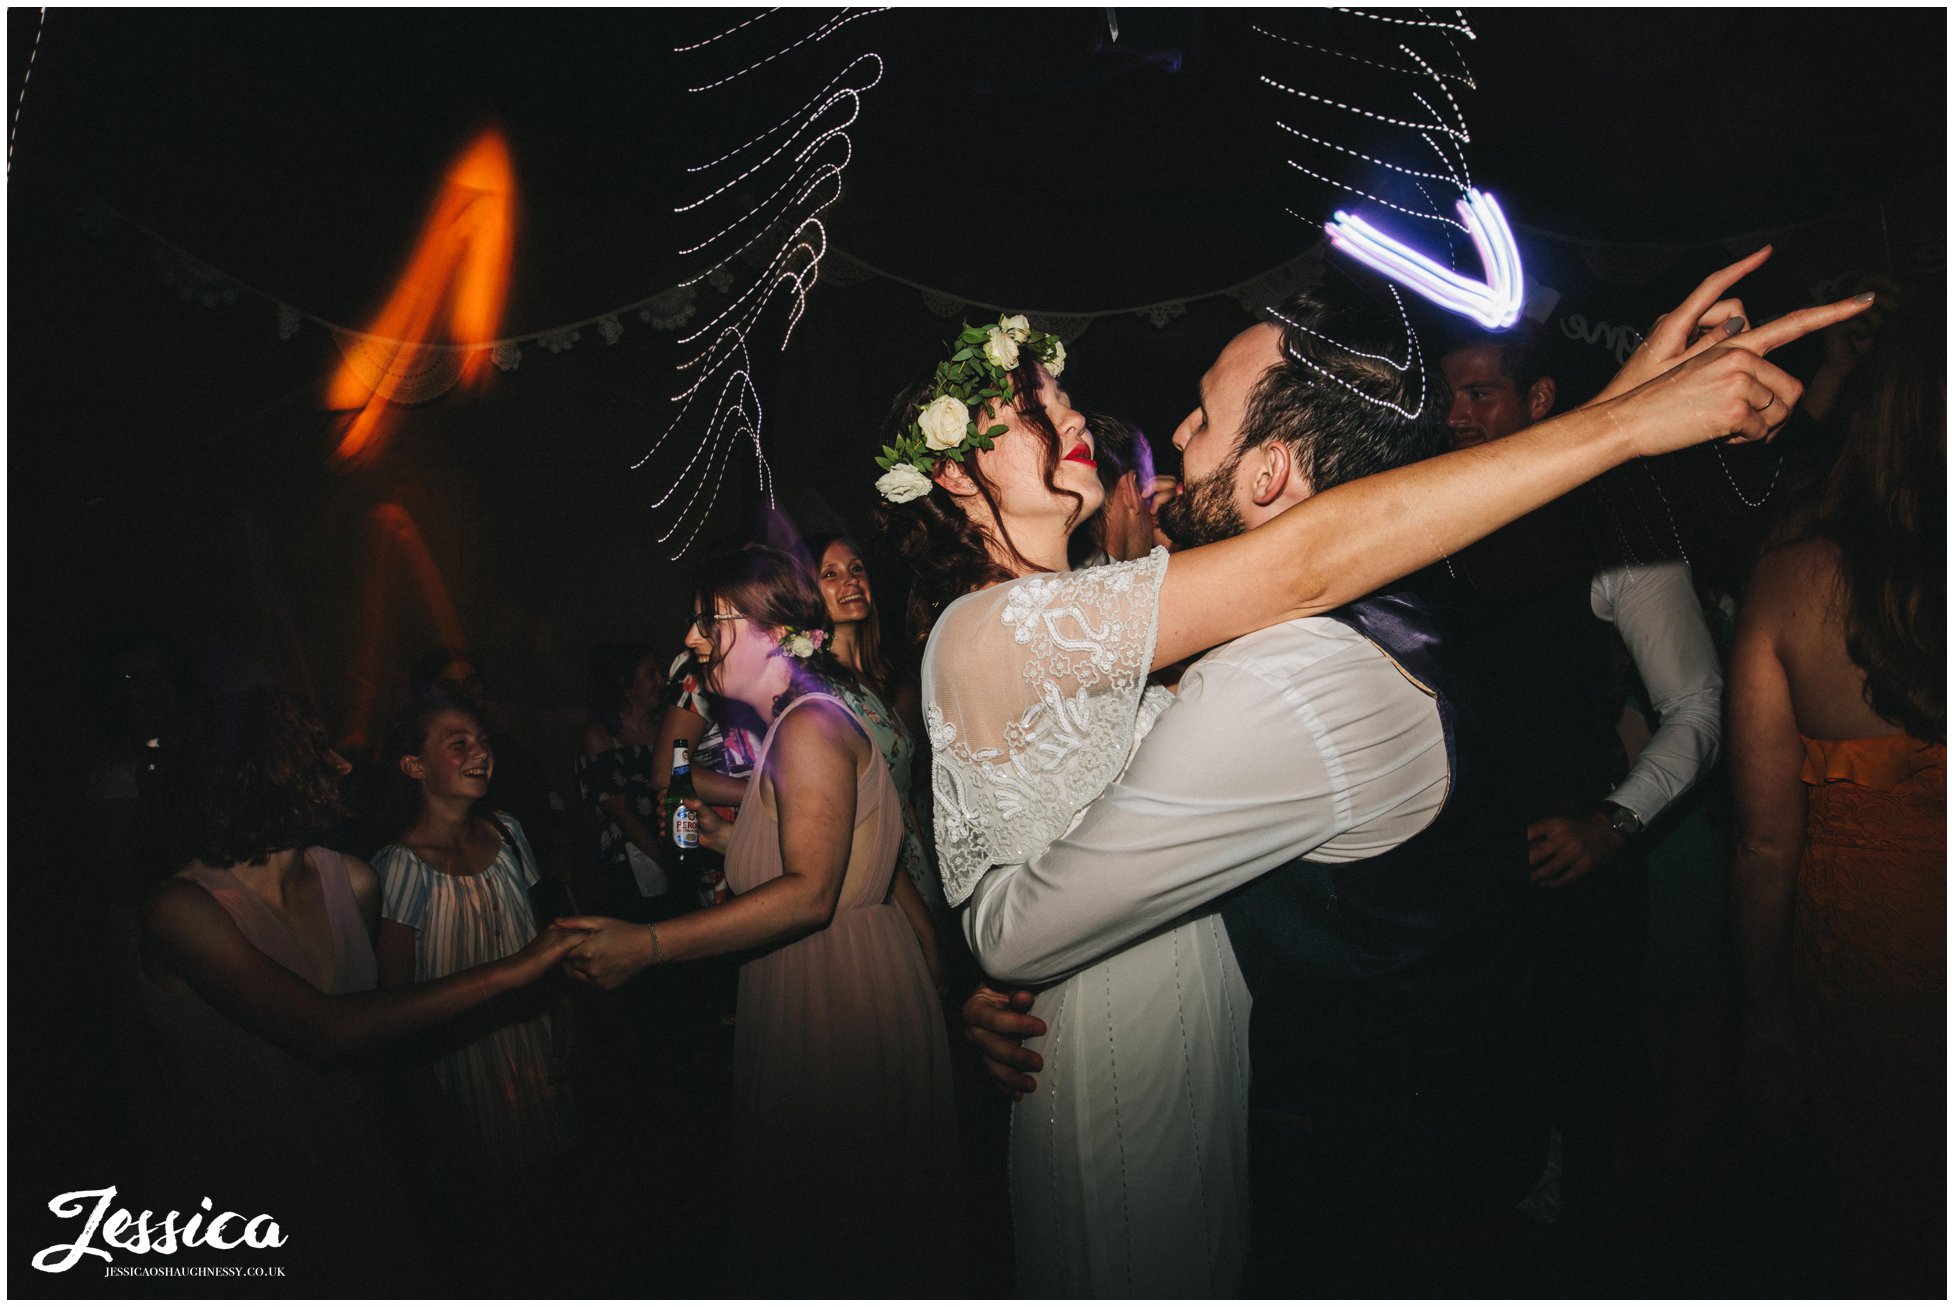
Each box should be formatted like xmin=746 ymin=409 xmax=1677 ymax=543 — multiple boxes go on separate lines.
xmin=9 ymin=8 xmax=46 ymax=176
xmin=642 ymin=7 xmax=885 ymax=558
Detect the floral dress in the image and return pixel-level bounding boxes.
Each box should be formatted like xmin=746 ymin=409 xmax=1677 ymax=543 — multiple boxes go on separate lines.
xmin=830 ymin=678 xmax=940 ymax=915
xmin=575 ymin=724 xmax=668 ymax=900
xmin=668 ymin=652 xmax=762 ymax=905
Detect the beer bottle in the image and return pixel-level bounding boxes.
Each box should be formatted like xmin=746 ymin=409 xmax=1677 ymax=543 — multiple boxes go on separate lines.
xmin=666 ymin=739 xmax=700 ymax=853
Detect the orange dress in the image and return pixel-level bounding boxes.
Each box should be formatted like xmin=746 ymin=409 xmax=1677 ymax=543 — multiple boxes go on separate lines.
xmin=721 ymin=693 xmax=961 ymax=1294
xmin=1793 ymin=733 xmax=1945 ymax=1294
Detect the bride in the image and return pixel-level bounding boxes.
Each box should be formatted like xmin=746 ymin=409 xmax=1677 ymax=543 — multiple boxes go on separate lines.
xmin=875 ymin=266 xmax=1868 ymax=1295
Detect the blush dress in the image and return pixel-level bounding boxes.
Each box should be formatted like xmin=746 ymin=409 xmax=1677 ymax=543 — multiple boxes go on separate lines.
xmin=136 ymin=849 xmax=410 ymax=1284
xmin=721 ymin=691 xmax=961 ymax=1294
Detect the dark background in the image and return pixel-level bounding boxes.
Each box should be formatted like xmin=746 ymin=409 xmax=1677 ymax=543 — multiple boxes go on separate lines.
xmin=8 ymin=7 xmax=1944 ymax=1291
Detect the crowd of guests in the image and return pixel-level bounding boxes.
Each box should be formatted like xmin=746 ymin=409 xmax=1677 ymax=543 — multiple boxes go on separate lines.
xmin=72 ymin=257 xmax=1938 ymax=1298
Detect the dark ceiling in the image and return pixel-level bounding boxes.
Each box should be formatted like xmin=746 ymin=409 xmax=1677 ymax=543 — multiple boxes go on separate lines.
xmin=11 ymin=7 xmax=1943 ymax=323
xmin=6 ymin=7 xmax=1945 ymax=705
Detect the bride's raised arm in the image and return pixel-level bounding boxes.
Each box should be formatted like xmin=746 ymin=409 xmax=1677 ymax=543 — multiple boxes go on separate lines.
xmin=1150 ymin=261 xmax=1871 ymax=671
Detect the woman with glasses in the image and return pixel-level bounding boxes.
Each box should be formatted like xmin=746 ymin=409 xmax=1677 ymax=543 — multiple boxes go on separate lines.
xmin=556 ymin=545 xmax=958 ymax=1295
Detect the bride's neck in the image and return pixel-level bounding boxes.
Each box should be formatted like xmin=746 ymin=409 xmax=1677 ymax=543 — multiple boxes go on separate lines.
xmin=980 ymin=517 xmax=1071 ymax=579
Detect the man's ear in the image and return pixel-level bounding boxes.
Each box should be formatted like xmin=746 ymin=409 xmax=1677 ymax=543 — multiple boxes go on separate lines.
xmin=1116 ymin=470 xmax=1143 ymax=513
xmin=931 ymin=458 xmax=978 ymax=498
xmin=1526 ymin=376 xmax=1556 ymax=422
xmin=1248 ymin=440 xmax=1299 ymax=508
xmin=399 ymin=755 xmax=424 ymax=781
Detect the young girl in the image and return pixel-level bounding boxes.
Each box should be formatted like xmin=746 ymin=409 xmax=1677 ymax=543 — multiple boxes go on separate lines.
xmin=138 ymin=688 xmax=579 ymax=1289
xmin=374 ymin=695 xmax=578 ymax=1178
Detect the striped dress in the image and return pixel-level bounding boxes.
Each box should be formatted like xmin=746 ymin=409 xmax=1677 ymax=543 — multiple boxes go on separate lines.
xmin=376 ymin=813 xmax=576 ymax=1175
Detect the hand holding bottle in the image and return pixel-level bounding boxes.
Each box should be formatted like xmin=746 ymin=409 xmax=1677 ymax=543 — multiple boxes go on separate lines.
xmin=681 ymin=797 xmax=733 ymax=854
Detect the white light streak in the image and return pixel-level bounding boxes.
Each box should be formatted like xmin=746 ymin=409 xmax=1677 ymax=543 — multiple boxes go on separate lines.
xmin=1261 ymin=73 xmax=1468 ymax=141
xmin=1637 ymin=459 xmax=1692 ymax=568
xmin=1331 ymin=9 xmax=1476 ymax=37
xmin=673 ymin=8 xmax=777 ymax=54
xmin=684 ymin=7 xmax=885 ymax=93
xmin=9 ymin=8 xmax=45 ymax=175
xmin=1288 ymin=160 xmax=1468 ymax=230
xmin=1327 ymin=188 xmax=1524 ymax=330
xmin=1250 ymin=24 xmax=1475 ymax=88
xmin=687 ymin=54 xmax=882 ymax=173
xmin=647 ymin=9 xmax=883 ymax=557
xmin=1712 ymin=444 xmax=1785 ymax=509
xmin=1276 ymin=120 xmax=1464 ymax=189
xmin=677 ymin=130 xmax=850 ymax=256
xmin=1265 ymin=291 xmax=1430 ymax=421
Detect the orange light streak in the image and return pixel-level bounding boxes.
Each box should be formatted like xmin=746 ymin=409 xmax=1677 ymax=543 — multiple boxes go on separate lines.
xmin=341 ymin=502 xmax=469 ymax=750
xmin=327 ymin=130 xmax=517 ymax=467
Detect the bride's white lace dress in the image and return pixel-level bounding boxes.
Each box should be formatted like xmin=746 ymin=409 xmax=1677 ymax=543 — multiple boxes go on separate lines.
xmin=924 ymin=548 xmax=1250 ymax=1297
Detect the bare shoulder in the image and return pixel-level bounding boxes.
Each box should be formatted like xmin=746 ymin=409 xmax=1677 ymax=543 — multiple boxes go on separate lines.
xmin=581 ymin=721 xmax=614 ymax=755
xmin=780 ymin=696 xmax=866 ymax=753
xmin=142 ymin=874 xmax=234 ymax=965
xmin=1746 ymin=538 xmax=1842 ymax=626
xmin=341 ymin=854 xmax=381 ymax=906
xmin=146 ymin=873 xmax=216 ymax=927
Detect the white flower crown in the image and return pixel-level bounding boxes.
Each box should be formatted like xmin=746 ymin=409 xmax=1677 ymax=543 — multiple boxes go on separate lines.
xmin=874 ymin=314 xmax=1066 ymax=503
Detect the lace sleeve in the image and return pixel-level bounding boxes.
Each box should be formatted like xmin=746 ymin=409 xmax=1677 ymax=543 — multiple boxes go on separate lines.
xmin=922 ymin=548 xmax=1168 ymax=907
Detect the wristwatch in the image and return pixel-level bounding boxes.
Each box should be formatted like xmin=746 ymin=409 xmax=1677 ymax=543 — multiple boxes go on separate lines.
xmin=1600 ymin=801 xmax=1643 ymax=838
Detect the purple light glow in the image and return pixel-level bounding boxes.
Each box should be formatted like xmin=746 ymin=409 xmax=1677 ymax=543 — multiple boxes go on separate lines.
xmin=1326 ymin=187 xmax=1524 ymax=330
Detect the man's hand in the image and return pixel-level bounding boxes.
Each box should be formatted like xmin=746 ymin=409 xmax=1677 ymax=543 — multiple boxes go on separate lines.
xmin=961 ymin=984 xmax=1046 ymax=1100
xmin=1527 ymin=811 xmax=1626 ymax=888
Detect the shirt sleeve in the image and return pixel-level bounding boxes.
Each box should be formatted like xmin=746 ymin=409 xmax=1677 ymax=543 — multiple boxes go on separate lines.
xmin=924 ymin=549 xmax=1169 ymax=908
xmin=960 ymin=622 xmax=1448 ymax=986
xmin=498 ymin=813 xmax=542 ymax=888
xmin=1592 ymin=561 xmax=1724 ymax=824
xmin=375 ymin=844 xmax=429 ymax=931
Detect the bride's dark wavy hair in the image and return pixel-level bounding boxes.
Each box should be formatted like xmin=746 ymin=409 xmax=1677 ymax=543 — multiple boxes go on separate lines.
xmin=873 ymin=356 xmax=1084 ymax=650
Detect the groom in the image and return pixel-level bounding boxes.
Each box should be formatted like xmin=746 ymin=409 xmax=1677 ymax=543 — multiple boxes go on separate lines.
xmin=960 ymin=282 xmax=1548 ymax=1294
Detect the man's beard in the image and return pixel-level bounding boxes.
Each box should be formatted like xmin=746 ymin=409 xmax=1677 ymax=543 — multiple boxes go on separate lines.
xmin=1158 ymin=446 xmax=1247 ymax=548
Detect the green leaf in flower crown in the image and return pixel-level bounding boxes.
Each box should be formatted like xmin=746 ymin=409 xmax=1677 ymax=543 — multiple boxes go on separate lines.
xmin=984 ymin=424 xmax=1007 ymax=438
xmin=951 ymin=348 xmax=974 ymax=362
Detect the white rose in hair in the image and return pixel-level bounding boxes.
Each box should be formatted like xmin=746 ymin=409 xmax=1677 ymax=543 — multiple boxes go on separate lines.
xmin=983 ymin=327 xmax=1020 ymax=370
xmin=784 ymin=633 xmax=814 ymax=658
xmin=998 ymin=313 xmax=1030 ymax=343
xmin=918 ymin=394 xmax=971 ymax=451
xmin=876 ymin=463 xmax=933 ymax=503
xmin=1044 ymin=339 xmax=1066 ymax=377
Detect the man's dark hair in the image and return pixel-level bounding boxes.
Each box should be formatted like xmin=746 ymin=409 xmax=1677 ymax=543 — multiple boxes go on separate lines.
xmin=1241 ymin=287 xmax=1452 ymax=494
xmin=1437 ymin=319 xmax=1551 ymax=393
xmin=1085 ymin=413 xmax=1155 ymax=494
xmin=407 ymin=646 xmax=484 ymax=705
